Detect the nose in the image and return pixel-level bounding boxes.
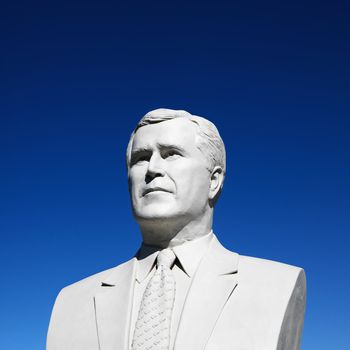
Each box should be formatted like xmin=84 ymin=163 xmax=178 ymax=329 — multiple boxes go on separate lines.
xmin=146 ymin=153 xmax=165 ymax=182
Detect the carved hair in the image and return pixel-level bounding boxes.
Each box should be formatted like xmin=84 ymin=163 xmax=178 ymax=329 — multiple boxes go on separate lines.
xmin=126 ymin=108 xmax=226 ymax=178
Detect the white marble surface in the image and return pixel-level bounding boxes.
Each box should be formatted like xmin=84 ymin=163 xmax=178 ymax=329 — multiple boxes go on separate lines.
xmin=47 ymin=109 xmax=306 ymax=350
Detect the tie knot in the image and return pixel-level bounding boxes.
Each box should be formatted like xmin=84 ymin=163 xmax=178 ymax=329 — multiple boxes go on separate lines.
xmin=157 ymin=249 xmax=176 ymax=269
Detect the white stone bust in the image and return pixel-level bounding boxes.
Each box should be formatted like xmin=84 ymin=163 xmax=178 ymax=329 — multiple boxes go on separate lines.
xmin=47 ymin=108 xmax=306 ymax=350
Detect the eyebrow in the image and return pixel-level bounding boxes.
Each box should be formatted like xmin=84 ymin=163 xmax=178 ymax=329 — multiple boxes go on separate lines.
xmin=131 ymin=147 xmax=151 ymax=155
xmin=131 ymin=144 xmax=187 ymax=155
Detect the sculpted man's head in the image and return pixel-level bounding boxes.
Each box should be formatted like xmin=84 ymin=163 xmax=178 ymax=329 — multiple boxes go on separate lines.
xmin=126 ymin=108 xmax=226 ymax=247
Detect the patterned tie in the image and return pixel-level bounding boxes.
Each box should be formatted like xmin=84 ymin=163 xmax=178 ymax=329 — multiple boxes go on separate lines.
xmin=132 ymin=248 xmax=176 ymax=350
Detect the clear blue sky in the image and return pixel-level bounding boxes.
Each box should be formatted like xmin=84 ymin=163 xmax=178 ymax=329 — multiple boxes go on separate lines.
xmin=1 ymin=0 xmax=349 ymax=349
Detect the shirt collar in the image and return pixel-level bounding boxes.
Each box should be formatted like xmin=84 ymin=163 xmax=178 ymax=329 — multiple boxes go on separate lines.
xmin=135 ymin=231 xmax=214 ymax=282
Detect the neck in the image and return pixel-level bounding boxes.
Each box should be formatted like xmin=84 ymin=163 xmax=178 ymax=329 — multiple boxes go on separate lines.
xmin=138 ymin=211 xmax=213 ymax=248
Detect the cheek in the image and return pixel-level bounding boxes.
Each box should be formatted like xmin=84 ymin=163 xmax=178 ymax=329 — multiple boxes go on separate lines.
xmin=129 ymin=168 xmax=145 ymax=187
xmin=129 ymin=178 xmax=142 ymax=203
xmin=175 ymin=166 xmax=210 ymax=197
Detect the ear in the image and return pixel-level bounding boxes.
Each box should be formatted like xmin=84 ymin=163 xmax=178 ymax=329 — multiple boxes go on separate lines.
xmin=209 ymin=166 xmax=224 ymax=202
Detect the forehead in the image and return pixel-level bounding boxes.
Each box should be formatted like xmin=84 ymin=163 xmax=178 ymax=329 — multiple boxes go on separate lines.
xmin=132 ymin=118 xmax=198 ymax=150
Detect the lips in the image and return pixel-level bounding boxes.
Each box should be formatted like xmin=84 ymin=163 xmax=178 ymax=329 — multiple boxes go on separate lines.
xmin=142 ymin=187 xmax=172 ymax=196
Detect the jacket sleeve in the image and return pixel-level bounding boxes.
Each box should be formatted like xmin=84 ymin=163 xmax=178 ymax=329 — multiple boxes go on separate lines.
xmin=46 ymin=289 xmax=65 ymax=350
xmin=277 ymin=269 xmax=307 ymax=350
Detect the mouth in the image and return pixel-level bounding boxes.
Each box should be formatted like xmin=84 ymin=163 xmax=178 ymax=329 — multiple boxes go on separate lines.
xmin=142 ymin=187 xmax=172 ymax=196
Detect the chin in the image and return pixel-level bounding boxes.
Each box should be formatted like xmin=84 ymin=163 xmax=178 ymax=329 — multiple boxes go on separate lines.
xmin=134 ymin=204 xmax=180 ymax=221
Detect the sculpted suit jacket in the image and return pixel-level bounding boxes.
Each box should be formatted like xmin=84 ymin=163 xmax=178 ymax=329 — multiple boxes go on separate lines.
xmin=47 ymin=235 xmax=306 ymax=350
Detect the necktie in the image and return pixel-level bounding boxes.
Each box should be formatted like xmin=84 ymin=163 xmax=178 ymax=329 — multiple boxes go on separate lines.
xmin=132 ymin=248 xmax=176 ymax=350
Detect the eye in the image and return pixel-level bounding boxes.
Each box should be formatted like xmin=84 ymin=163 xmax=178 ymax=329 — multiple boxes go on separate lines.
xmin=130 ymin=152 xmax=151 ymax=166
xmin=137 ymin=155 xmax=149 ymax=162
xmin=162 ymin=149 xmax=181 ymax=159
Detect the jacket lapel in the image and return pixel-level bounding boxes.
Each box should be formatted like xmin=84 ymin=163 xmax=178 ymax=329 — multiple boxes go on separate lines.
xmin=94 ymin=258 xmax=136 ymax=350
xmin=174 ymin=236 xmax=239 ymax=350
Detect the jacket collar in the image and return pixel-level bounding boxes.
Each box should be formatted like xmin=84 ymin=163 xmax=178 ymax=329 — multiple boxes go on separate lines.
xmin=174 ymin=235 xmax=239 ymax=350
xmin=94 ymin=258 xmax=136 ymax=350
